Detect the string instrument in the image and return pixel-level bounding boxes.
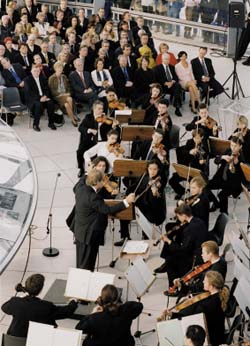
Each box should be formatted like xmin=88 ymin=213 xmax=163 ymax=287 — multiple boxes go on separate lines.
xmin=108 ymin=143 xmax=125 ymax=157
xmin=103 ymin=175 xmax=119 ymax=194
xmin=184 ymin=194 xmax=200 ymax=206
xmin=108 ymin=100 xmax=126 ymax=110
xmin=228 ymin=152 xmax=240 ymax=174
xmin=145 ymin=95 xmax=162 ymax=110
xmin=157 ymin=292 xmax=211 ymax=322
xmin=96 ymin=114 xmax=113 ymax=125
xmin=204 ymin=116 xmax=222 ymax=131
xmin=194 ymin=143 xmax=207 ymax=161
xmin=135 ymin=176 xmax=161 ymax=202
xmin=167 ymin=261 xmax=212 ymax=294
xmin=154 ymin=221 xmax=187 ymax=246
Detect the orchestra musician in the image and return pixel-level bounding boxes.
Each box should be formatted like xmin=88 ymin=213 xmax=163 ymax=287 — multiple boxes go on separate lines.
xmin=154 ymin=204 xmax=208 ymax=289
xmin=185 ymin=103 xmax=219 ymax=141
xmin=207 ymin=136 xmax=244 ymax=214
xmin=74 ymin=168 xmax=135 ymax=270
xmin=169 ymin=128 xmax=209 ymax=200
xmin=171 ymin=240 xmax=227 ymax=297
xmin=162 ymin=271 xmax=229 ymax=346
xmin=115 ymin=159 xmax=167 ymax=246
xmin=229 ymin=115 xmax=250 ymax=164
xmin=185 ymin=325 xmax=206 ymax=346
xmin=84 ymin=129 xmax=124 ymax=173
xmin=75 ymin=284 xmax=143 ymax=346
xmin=154 ymin=98 xmax=173 ymax=150
xmin=1 ymin=274 xmax=78 ymax=338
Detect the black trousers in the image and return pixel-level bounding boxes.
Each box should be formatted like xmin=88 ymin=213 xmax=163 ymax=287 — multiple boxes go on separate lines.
xmin=163 ymin=82 xmax=182 ymax=108
xmin=198 ymin=78 xmax=224 ymax=101
xmin=76 ymin=240 xmax=99 ymax=271
xmin=30 ymin=100 xmax=55 ymax=127
xmin=76 ymin=91 xmax=97 ymax=107
xmin=169 ymin=173 xmax=186 ymax=196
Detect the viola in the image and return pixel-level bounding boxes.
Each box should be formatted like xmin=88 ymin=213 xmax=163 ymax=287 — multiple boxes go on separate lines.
xmin=108 ymin=100 xmax=126 ymax=110
xmin=108 ymin=143 xmax=125 ymax=157
xmin=168 ymin=261 xmax=212 ymax=294
xmin=96 ymin=114 xmax=113 ymax=125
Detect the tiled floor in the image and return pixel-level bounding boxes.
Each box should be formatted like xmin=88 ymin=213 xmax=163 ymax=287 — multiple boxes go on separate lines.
xmin=0 ymin=40 xmax=250 ymax=345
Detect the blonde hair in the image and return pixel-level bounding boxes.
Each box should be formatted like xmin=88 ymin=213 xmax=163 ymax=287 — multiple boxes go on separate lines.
xmin=237 ymin=115 xmax=248 ymax=127
xmin=201 ymin=241 xmax=219 ymax=256
xmin=86 ymin=169 xmax=104 ymax=187
xmin=190 ymin=176 xmax=206 ymax=189
xmin=53 ymin=61 xmax=63 ymax=71
xmin=205 ymin=271 xmax=229 ymax=311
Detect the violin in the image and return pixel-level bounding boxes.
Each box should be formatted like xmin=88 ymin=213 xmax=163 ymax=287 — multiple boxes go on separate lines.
xmin=96 ymin=114 xmax=114 ymax=125
xmin=135 ymin=176 xmax=161 ymax=202
xmin=108 ymin=143 xmax=125 ymax=157
xmin=154 ymin=221 xmax=187 ymax=246
xmin=184 ymin=194 xmax=200 ymax=207
xmin=108 ymin=100 xmax=126 ymax=110
xmin=103 ymin=175 xmax=119 ymax=194
xmin=228 ymin=152 xmax=240 ymax=174
xmin=152 ymin=143 xmax=168 ymax=160
xmin=204 ymin=116 xmax=222 ymax=131
xmin=167 ymin=261 xmax=212 ymax=294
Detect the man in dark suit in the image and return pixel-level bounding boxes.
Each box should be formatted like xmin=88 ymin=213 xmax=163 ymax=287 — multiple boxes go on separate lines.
xmin=111 ymin=54 xmax=135 ymax=103
xmin=41 ymin=4 xmax=54 ymax=25
xmin=24 ymin=65 xmax=56 ymax=132
xmin=38 ymin=41 xmax=56 ymax=74
xmin=69 ymin=58 xmax=97 ymax=106
xmin=1 ymin=57 xmax=26 ymax=101
xmin=27 ymin=34 xmax=41 ymax=57
xmin=132 ymin=15 xmax=152 ymax=42
xmin=15 ymin=43 xmax=33 ymax=73
xmin=74 ymin=169 xmax=135 ymax=270
xmin=153 ymin=53 xmax=183 ymax=117
xmin=191 ymin=47 xmax=224 ymax=102
xmin=155 ymin=204 xmax=208 ymax=288
xmin=24 ymin=0 xmax=37 ymax=23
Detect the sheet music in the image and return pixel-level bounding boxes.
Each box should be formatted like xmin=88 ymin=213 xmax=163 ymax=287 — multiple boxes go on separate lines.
xmin=135 ymin=207 xmax=155 ymax=239
xmin=115 ymin=109 xmax=132 ymax=116
xmin=26 ymin=322 xmax=82 ymax=346
xmin=123 ymin=240 xmax=149 ymax=254
xmin=65 ymin=268 xmax=115 ymax=301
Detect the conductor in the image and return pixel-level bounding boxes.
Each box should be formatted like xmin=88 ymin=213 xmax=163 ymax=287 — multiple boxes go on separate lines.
xmin=74 ymin=169 xmax=135 ymax=271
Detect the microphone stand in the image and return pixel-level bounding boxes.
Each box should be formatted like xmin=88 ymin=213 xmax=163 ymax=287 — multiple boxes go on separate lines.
xmin=43 ymin=173 xmax=61 ymax=257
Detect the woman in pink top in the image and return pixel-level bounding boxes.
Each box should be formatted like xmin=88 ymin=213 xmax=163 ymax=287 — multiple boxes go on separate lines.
xmin=175 ymin=51 xmax=200 ymax=113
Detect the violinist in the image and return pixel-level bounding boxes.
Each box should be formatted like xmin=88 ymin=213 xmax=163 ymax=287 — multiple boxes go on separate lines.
xmin=154 ymin=204 xmax=208 ymax=287
xmin=185 ymin=103 xmax=219 ymax=141
xmin=115 ymin=159 xmax=167 ymax=246
xmin=162 ymin=271 xmax=229 ymax=346
xmin=103 ymin=87 xmax=126 ymax=116
xmin=84 ymin=130 xmax=124 ymax=173
xmin=185 ymin=325 xmax=206 ymax=346
xmin=169 ymin=128 xmax=209 ymax=200
xmin=171 ymin=241 xmax=227 ymax=297
xmin=229 ymin=115 xmax=250 ymax=163
xmin=207 ymin=136 xmax=244 ymax=214
xmin=154 ymin=98 xmax=173 ymax=150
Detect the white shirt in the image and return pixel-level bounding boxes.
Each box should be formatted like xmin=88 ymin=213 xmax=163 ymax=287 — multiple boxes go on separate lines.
xmin=34 ymin=76 xmax=43 ymax=96
xmin=84 ymin=142 xmax=123 ymax=173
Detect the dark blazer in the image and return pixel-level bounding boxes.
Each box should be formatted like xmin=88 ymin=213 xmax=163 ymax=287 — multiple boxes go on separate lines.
xmin=27 ymin=44 xmax=41 ymax=57
xmin=1 ymin=296 xmax=77 ymax=337
xmin=74 ymin=184 xmax=127 ymax=245
xmin=76 ymin=302 xmax=143 ymax=346
xmin=191 ymin=57 xmax=215 ymax=82
xmin=134 ymin=68 xmax=154 ymax=98
xmin=78 ymin=113 xmax=98 ymax=153
xmin=76 ymin=18 xmax=89 ymax=36
xmin=230 ymin=128 xmax=250 ymax=164
xmin=173 ymin=293 xmax=225 ymax=346
xmin=38 ymin=51 xmax=56 ymax=67
xmin=69 ymin=70 xmax=95 ymax=99
xmin=2 ymin=63 xmax=26 ymax=87
xmin=111 ymin=65 xmax=134 ymax=99
xmin=191 ymin=191 xmax=210 ymax=229
xmin=14 ymin=53 xmax=33 ymax=70
xmin=153 ymin=63 xmax=179 ymax=88
xmin=185 ymin=115 xmax=217 ymax=140
xmin=24 ymin=74 xmax=51 ymax=108
xmin=4 ymin=49 xmax=18 ymax=63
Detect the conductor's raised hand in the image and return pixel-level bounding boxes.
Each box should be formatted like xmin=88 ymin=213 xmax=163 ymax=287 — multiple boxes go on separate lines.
xmin=126 ymin=193 xmax=136 ymax=204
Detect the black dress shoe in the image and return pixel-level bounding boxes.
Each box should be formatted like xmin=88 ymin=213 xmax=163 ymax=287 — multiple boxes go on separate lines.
xmin=48 ymin=123 xmax=57 ymax=130
xmin=114 ymin=238 xmax=126 ymax=247
xmin=154 ymin=262 xmax=168 ymax=274
xmin=242 ymin=58 xmax=250 ymax=66
xmin=33 ymin=125 xmax=41 ymax=132
xmin=209 ymin=202 xmax=219 ymax=212
xmin=175 ymin=108 xmax=182 ymax=117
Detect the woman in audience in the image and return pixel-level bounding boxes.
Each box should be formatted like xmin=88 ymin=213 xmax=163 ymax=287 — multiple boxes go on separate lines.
xmin=76 ymin=284 xmax=143 ymax=346
xmin=13 ymin=23 xmax=27 ymax=44
xmin=91 ymin=58 xmax=113 ymax=98
xmin=1 ymin=274 xmax=78 ymax=338
xmin=34 ymin=12 xmax=50 ymax=38
xmin=49 ymin=61 xmax=78 ymax=127
xmin=175 ymin=51 xmax=200 ymax=114
xmin=134 ymin=55 xmax=154 ymax=98
xmin=102 ymin=21 xmax=116 ymax=41
xmin=156 ymin=42 xmax=177 ymax=66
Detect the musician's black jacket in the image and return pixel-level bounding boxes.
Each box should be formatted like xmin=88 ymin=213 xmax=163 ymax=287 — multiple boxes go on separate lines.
xmin=229 ymin=128 xmax=250 ymax=164
xmin=185 ymin=115 xmax=218 ymax=141
xmin=1 ymin=296 xmax=77 ymax=337
xmin=76 ymin=301 xmax=143 ymax=346
xmin=172 ymin=292 xmax=225 ymax=346
xmin=190 ymin=191 xmax=210 ymax=229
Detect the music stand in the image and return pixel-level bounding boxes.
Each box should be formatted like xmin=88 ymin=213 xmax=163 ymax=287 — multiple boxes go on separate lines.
xmin=208 ymin=136 xmax=231 ymax=157
xmin=172 ymin=163 xmax=202 ymax=180
xmin=130 ymin=109 xmax=145 ymax=124
xmin=113 ymin=159 xmax=147 ymax=178
xmin=121 ymin=125 xmax=154 ymax=141
xmin=124 ymin=256 xmax=156 ymax=340
xmin=104 ymin=199 xmax=135 ymax=268
xmin=115 ymin=109 xmax=145 ymax=124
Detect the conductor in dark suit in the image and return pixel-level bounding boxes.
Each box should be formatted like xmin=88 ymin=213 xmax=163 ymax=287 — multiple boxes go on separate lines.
xmin=24 ymin=65 xmax=56 ymax=132
xmin=191 ymin=47 xmax=224 ymax=102
xmin=69 ymin=58 xmax=97 ymax=106
xmin=74 ymin=169 xmax=135 ymax=271
xmin=1 ymin=273 xmax=78 ymax=338
xmin=153 ymin=53 xmax=183 ymax=117
xmin=1 ymin=58 xmax=26 ymax=101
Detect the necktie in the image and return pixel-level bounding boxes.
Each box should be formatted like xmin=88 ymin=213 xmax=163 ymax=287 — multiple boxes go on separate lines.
xmin=80 ymin=72 xmax=87 ymax=89
xmin=201 ymin=59 xmax=209 ymax=76
xmin=165 ymin=66 xmax=172 ymax=82
xmin=10 ymin=68 xmax=21 ymax=84
xmin=52 ymin=44 xmax=56 ymax=55
xmin=71 ymin=45 xmax=74 ymax=54
xmin=44 ymin=54 xmax=49 ymax=64
xmin=24 ymin=56 xmax=29 ymax=67
xmin=122 ymin=67 xmax=129 ymax=82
